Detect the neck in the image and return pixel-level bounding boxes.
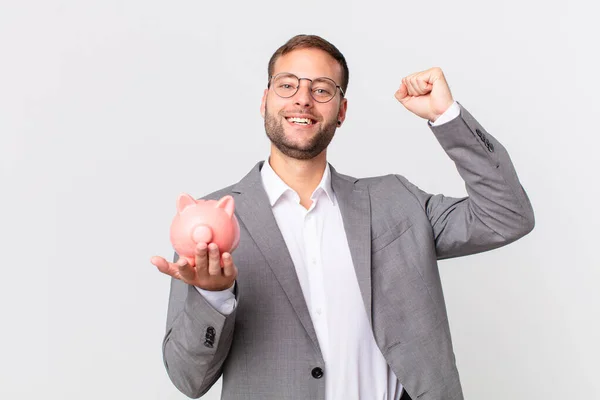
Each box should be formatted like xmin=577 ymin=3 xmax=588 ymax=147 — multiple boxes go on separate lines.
xmin=268 ymin=145 xmax=327 ymax=209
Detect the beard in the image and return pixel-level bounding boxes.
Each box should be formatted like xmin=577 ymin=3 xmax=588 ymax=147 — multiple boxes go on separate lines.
xmin=264 ymin=104 xmax=338 ymax=160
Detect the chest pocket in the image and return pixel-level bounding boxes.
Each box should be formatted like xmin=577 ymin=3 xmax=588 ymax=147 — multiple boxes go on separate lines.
xmin=371 ymin=218 xmax=413 ymax=253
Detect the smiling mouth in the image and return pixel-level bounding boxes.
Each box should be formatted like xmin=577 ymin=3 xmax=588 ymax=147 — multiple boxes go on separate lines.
xmin=286 ymin=117 xmax=316 ymax=126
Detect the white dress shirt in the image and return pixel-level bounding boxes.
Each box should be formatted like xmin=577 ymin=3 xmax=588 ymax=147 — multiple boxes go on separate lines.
xmin=195 ymin=101 xmax=461 ymax=399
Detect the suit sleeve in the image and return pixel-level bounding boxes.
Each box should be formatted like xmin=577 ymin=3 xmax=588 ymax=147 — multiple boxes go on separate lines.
xmin=396 ymin=102 xmax=535 ymax=259
xmin=161 ymin=252 xmax=238 ymax=398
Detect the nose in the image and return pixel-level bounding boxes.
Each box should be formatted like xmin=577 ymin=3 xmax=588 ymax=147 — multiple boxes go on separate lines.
xmin=293 ymin=79 xmax=314 ymax=108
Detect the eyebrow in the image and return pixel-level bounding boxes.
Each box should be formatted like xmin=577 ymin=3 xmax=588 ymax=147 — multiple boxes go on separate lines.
xmin=274 ymin=72 xmax=338 ymax=82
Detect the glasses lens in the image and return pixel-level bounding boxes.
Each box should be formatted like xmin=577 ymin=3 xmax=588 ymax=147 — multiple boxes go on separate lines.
xmin=272 ymin=74 xmax=299 ymax=98
xmin=311 ymin=78 xmax=337 ymax=103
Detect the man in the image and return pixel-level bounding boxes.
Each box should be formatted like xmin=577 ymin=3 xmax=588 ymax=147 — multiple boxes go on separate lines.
xmin=151 ymin=34 xmax=534 ymax=400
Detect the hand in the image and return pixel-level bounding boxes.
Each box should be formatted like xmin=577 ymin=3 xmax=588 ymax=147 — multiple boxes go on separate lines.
xmin=394 ymin=67 xmax=454 ymax=123
xmin=151 ymin=242 xmax=238 ymax=291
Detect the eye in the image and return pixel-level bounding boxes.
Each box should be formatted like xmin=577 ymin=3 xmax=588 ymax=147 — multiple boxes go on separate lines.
xmin=313 ymin=87 xmax=333 ymax=97
xmin=312 ymin=79 xmax=336 ymax=97
xmin=314 ymin=88 xmax=332 ymax=95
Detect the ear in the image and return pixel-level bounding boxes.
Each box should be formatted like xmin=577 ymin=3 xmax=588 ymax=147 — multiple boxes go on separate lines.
xmin=176 ymin=193 xmax=196 ymax=213
xmin=337 ymin=97 xmax=348 ymax=127
xmin=216 ymin=195 xmax=235 ymax=218
xmin=260 ymin=88 xmax=268 ymax=119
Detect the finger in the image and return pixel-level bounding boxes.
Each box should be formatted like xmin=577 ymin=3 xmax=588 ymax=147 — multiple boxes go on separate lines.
xmin=415 ymin=74 xmax=433 ymax=94
xmin=424 ymin=67 xmax=443 ymax=82
xmin=151 ymin=256 xmax=169 ymax=273
xmin=395 ymin=82 xmax=409 ymax=102
xmin=407 ymin=76 xmax=422 ymax=96
xmin=402 ymin=77 xmax=413 ymax=97
xmin=195 ymin=242 xmax=209 ymax=276
xmin=207 ymin=243 xmax=222 ymax=276
xmin=151 ymin=256 xmax=180 ymax=277
xmin=420 ymin=67 xmax=444 ymax=88
xmin=150 ymin=256 xmax=177 ymax=276
xmin=177 ymin=257 xmax=196 ymax=282
xmin=222 ymin=252 xmax=237 ymax=278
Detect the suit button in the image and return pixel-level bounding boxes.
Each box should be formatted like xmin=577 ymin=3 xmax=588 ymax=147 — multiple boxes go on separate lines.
xmin=476 ymin=128 xmax=487 ymax=141
xmin=311 ymin=367 xmax=323 ymax=379
xmin=207 ymin=327 xmax=215 ymax=334
xmin=488 ymin=142 xmax=495 ymax=152
xmin=204 ymin=340 xmax=213 ymax=348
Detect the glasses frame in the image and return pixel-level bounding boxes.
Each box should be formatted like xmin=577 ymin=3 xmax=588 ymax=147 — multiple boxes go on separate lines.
xmin=268 ymin=72 xmax=345 ymax=103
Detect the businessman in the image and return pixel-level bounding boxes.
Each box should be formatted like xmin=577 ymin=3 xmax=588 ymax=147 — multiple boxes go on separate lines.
xmin=151 ymin=34 xmax=535 ymax=400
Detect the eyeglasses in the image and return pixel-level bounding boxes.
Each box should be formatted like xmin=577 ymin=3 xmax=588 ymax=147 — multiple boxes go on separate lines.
xmin=268 ymin=72 xmax=345 ymax=103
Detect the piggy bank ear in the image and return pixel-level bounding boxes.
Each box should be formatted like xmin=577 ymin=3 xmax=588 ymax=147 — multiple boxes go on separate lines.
xmin=216 ymin=195 xmax=235 ymax=218
xmin=176 ymin=193 xmax=197 ymax=213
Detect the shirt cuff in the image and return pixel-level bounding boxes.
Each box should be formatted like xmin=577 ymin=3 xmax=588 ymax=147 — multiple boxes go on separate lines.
xmin=429 ymin=100 xmax=460 ymax=126
xmin=195 ymin=282 xmax=237 ymax=315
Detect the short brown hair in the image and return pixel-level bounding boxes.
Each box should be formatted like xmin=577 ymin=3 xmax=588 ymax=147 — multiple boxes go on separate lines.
xmin=267 ymin=34 xmax=349 ymax=95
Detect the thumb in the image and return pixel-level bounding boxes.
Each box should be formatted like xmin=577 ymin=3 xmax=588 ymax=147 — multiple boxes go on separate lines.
xmin=394 ymin=83 xmax=409 ymax=103
xmin=151 ymin=256 xmax=169 ymax=273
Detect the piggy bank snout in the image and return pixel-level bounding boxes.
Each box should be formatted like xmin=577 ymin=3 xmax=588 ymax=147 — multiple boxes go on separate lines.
xmin=192 ymin=225 xmax=213 ymax=244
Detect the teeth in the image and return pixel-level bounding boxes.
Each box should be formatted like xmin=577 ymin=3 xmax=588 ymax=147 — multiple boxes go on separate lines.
xmin=287 ymin=117 xmax=313 ymax=125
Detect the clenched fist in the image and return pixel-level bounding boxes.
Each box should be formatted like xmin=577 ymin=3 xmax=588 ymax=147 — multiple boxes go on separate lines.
xmin=395 ymin=67 xmax=454 ymax=123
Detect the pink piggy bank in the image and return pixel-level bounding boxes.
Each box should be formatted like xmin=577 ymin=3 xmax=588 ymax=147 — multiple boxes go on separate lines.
xmin=170 ymin=193 xmax=240 ymax=267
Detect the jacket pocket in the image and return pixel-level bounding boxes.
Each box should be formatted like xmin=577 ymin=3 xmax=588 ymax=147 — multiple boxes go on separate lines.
xmin=371 ymin=218 xmax=413 ymax=253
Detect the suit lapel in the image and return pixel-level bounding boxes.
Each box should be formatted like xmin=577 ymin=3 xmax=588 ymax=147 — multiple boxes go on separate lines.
xmin=330 ymin=165 xmax=373 ymax=326
xmin=230 ymin=161 xmax=373 ymax=350
xmin=232 ymin=162 xmax=322 ymax=355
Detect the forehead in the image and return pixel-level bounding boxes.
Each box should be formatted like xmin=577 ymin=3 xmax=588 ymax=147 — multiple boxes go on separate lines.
xmin=272 ymin=48 xmax=342 ymax=83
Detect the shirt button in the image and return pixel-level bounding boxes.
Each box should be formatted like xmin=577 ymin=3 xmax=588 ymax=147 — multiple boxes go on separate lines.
xmin=316 ymin=308 xmax=322 ymax=315
xmin=311 ymin=367 xmax=324 ymax=379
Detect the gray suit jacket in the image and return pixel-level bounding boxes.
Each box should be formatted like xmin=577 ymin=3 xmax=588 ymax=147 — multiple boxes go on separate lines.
xmin=162 ymin=103 xmax=535 ymax=400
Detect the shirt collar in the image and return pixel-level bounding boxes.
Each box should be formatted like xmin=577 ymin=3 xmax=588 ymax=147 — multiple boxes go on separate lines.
xmin=260 ymin=158 xmax=336 ymax=207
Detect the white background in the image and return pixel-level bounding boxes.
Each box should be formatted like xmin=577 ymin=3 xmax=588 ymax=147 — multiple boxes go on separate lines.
xmin=1 ymin=0 xmax=598 ymax=399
